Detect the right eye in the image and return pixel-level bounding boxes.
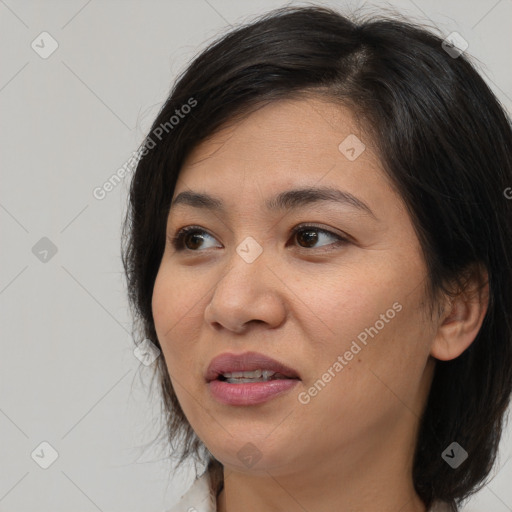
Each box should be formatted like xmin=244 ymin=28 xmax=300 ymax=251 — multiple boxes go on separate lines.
xmin=169 ymin=226 xmax=221 ymax=251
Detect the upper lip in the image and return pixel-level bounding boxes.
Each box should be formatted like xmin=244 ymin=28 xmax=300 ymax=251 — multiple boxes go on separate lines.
xmin=205 ymin=351 xmax=301 ymax=382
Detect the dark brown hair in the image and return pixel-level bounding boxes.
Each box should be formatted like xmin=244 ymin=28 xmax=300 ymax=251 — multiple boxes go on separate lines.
xmin=122 ymin=5 xmax=512 ymax=510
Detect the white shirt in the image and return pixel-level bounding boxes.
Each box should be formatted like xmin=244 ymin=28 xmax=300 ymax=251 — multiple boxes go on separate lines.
xmin=166 ymin=472 xmax=453 ymax=512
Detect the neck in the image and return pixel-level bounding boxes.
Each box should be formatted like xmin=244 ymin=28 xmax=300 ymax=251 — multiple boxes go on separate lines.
xmin=216 ymin=434 xmax=427 ymax=512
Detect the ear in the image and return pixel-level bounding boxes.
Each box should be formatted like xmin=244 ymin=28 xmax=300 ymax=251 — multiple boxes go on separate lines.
xmin=430 ymin=264 xmax=489 ymax=361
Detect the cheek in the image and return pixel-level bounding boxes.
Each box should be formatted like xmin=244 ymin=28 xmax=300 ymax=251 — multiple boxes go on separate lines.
xmin=289 ymin=262 xmax=405 ymax=353
xmin=152 ymin=261 xmax=206 ymax=333
xmin=151 ymin=269 xmax=216 ymax=441
xmin=152 ymin=270 xmax=174 ymax=347
xmin=152 ymin=261 xmax=226 ymax=405
xmin=151 ymin=265 xmax=198 ymax=364
xmin=296 ymin=295 xmax=432 ymax=452
xmin=303 ymin=256 xmax=432 ymax=391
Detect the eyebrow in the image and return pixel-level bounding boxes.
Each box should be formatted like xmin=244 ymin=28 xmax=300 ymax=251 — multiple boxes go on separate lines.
xmin=170 ymin=187 xmax=377 ymax=219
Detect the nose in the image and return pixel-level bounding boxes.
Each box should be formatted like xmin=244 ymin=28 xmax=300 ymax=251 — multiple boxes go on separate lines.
xmin=204 ymin=245 xmax=287 ymax=335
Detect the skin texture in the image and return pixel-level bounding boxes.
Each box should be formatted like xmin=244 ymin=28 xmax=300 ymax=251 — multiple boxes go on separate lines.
xmin=152 ymin=97 xmax=489 ymax=512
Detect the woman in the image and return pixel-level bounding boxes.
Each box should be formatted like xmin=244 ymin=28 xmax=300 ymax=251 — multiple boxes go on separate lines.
xmin=122 ymin=5 xmax=512 ymax=511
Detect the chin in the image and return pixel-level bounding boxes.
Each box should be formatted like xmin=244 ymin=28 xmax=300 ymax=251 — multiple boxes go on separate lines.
xmin=204 ymin=434 xmax=299 ymax=475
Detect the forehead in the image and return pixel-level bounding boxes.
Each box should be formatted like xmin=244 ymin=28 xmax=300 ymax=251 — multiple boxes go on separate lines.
xmin=182 ymin=97 xmax=369 ymax=169
xmin=173 ymin=97 xmax=400 ymax=217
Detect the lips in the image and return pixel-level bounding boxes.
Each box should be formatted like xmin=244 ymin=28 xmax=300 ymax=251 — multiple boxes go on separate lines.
xmin=205 ymin=351 xmax=300 ymax=382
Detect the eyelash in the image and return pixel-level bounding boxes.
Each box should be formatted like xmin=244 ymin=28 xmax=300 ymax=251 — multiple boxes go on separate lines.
xmin=169 ymin=224 xmax=349 ymax=253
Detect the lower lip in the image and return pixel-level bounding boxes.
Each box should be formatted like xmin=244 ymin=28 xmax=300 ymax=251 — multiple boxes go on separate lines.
xmin=208 ymin=378 xmax=300 ymax=405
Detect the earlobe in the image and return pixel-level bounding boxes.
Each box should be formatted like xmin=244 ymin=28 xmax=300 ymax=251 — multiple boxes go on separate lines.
xmin=430 ymin=265 xmax=489 ymax=361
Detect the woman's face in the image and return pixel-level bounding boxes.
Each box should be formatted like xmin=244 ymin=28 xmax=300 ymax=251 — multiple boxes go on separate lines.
xmin=152 ymin=97 xmax=438 ymax=479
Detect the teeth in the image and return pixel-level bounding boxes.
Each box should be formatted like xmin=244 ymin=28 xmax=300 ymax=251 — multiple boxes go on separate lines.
xmin=226 ymin=378 xmax=266 ymax=383
xmin=222 ymin=369 xmax=277 ymax=383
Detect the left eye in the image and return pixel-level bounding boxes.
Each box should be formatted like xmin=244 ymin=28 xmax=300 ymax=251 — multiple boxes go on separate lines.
xmin=290 ymin=225 xmax=348 ymax=250
xmin=169 ymin=224 xmax=348 ymax=252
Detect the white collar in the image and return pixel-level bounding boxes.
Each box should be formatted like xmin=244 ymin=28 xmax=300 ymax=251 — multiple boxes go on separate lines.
xmin=166 ymin=472 xmax=216 ymax=512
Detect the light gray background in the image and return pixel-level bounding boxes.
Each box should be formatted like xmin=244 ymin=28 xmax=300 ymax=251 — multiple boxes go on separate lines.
xmin=1 ymin=0 xmax=511 ymax=511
